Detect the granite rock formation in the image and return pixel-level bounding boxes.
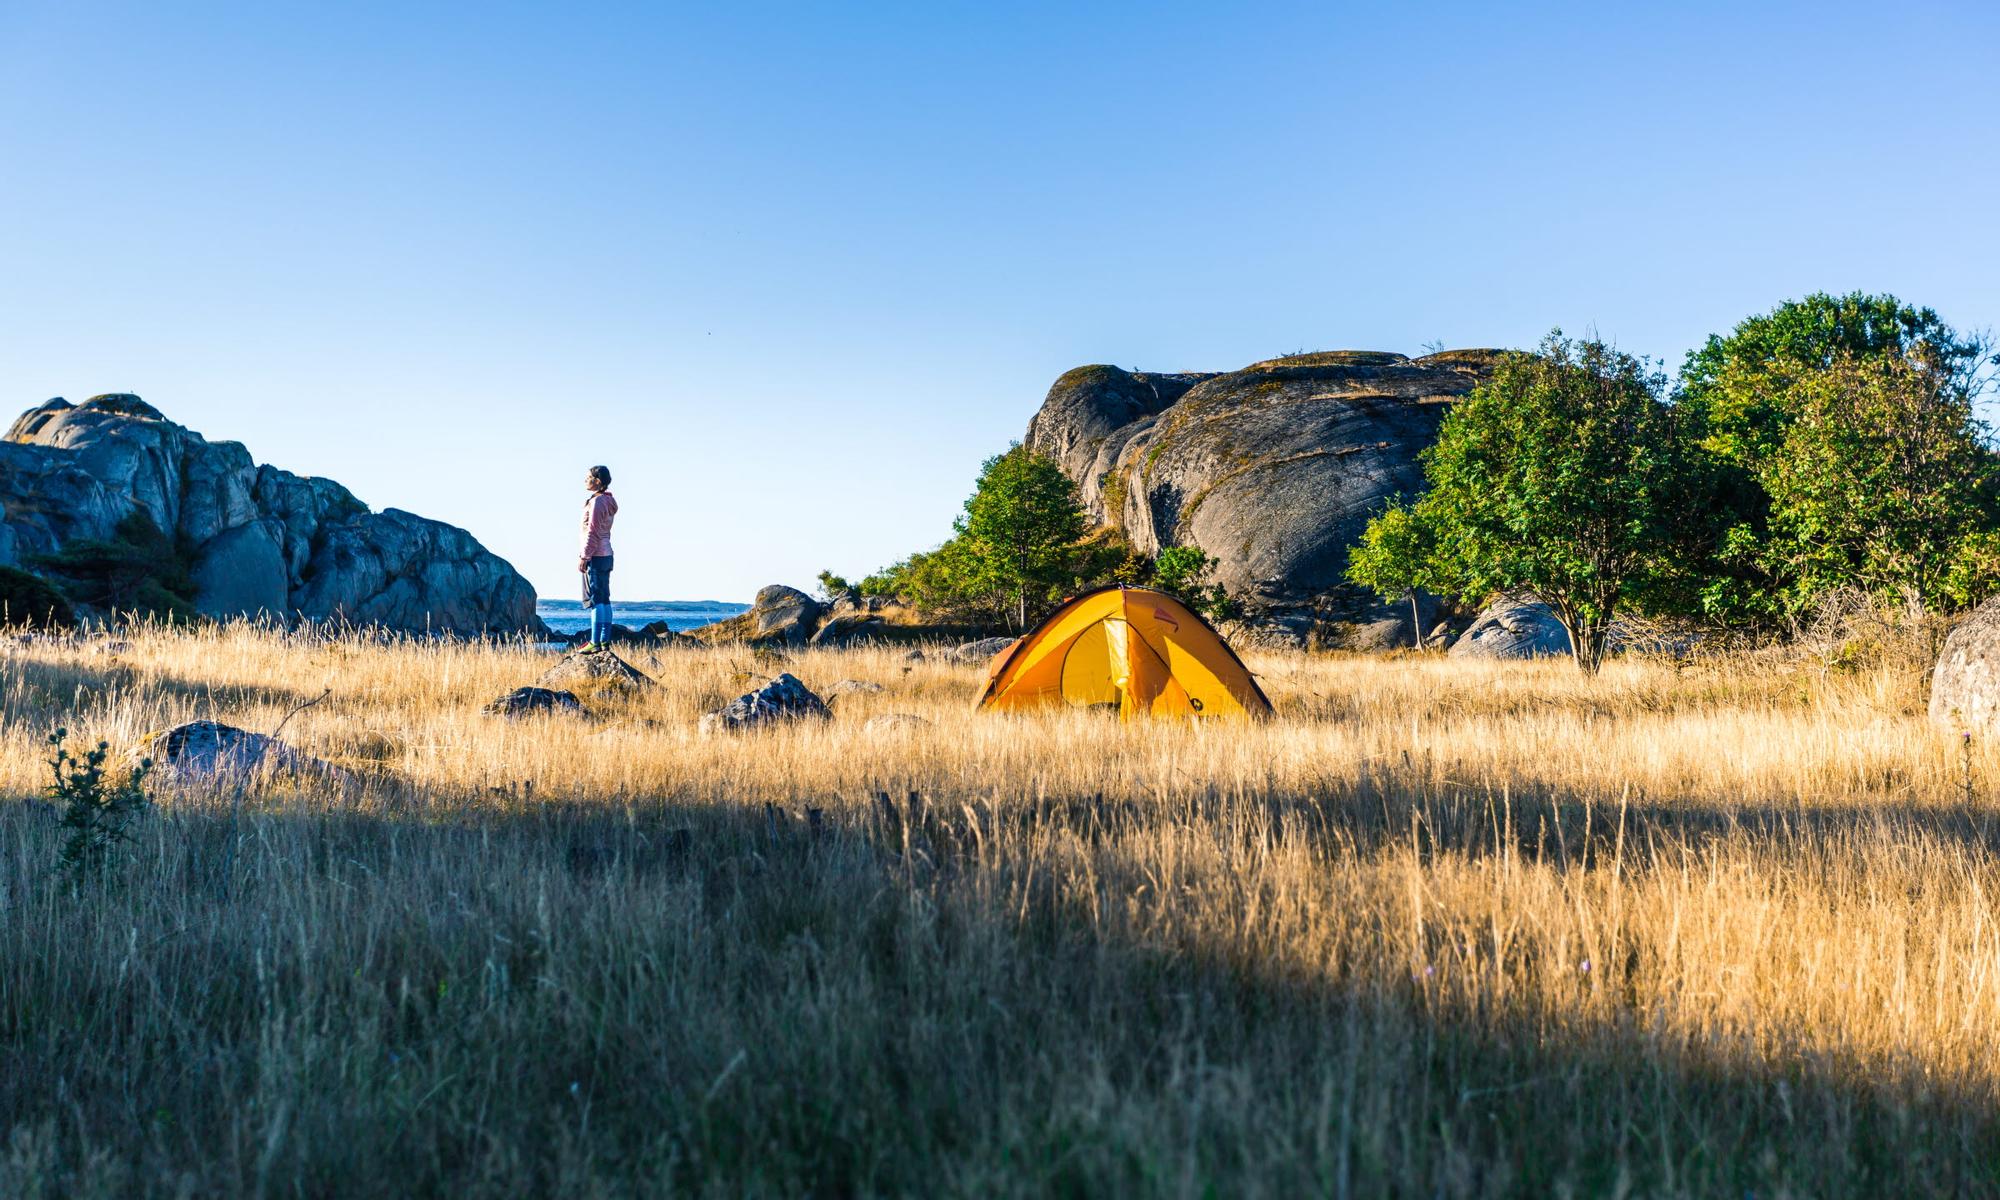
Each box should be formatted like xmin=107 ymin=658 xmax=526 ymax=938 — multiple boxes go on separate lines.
xmin=1 ymin=395 xmax=537 ymax=634
xmin=1025 ymin=351 xmax=1503 ymax=647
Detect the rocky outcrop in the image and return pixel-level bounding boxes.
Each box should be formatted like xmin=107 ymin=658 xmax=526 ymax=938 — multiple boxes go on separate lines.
xmin=691 ymin=585 xmax=823 ymax=647
xmin=1447 ymin=600 xmax=1573 ymax=661
xmin=1931 ymin=600 xmax=2000 ymax=735
xmin=1025 ymin=351 xmax=1503 ymax=646
xmin=1 ymin=395 xmax=537 ymax=634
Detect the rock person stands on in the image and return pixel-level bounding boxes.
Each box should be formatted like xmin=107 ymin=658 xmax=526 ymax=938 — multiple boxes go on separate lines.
xmin=579 ymin=465 xmax=618 ymax=651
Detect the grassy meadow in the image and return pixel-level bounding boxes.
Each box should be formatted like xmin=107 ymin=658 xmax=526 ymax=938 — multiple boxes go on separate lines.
xmin=2 ymin=624 xmax=1998 ymax=1196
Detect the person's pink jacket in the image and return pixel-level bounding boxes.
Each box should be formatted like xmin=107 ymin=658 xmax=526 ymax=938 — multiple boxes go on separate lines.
xmin=581 ymin=491 xmax=618 ymax=558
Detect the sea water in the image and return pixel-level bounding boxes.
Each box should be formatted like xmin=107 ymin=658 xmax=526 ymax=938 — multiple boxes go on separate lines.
xmin=537 ymin=599 xmax=749 ymax=636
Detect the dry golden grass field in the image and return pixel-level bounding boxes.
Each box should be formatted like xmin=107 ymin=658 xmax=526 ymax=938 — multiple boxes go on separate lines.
xmin=3 ymin=624 xmax=1999 ymax=1196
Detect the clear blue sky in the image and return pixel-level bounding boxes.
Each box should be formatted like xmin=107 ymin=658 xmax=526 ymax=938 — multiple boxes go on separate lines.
xmin=3 ymin=1 xmax=1995 ymax=602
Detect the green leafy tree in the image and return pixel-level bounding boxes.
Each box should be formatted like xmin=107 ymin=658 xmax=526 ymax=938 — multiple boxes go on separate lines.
xmin=1346 ymin=505 xmax=1441 ymax=647
xmin=955 ymin=445 xmax=1092 ymax=629
xmin=35 ymin=511 xmax=198 ymax=621
xmin=1348 ymin=332 xmax=1692 ymax=673
xmin=1680 ymin=291 xmax=1986 ymax=467
xmin=1758 ymin=353 xmax=2000 ymax=610
xmin=1150 ymin=546 xmax=1232 ymax=621
xmin=1677 ymin=292 xmax=1998 ymax=619
xmin=815 ymin=570 xmax=854 ymax=603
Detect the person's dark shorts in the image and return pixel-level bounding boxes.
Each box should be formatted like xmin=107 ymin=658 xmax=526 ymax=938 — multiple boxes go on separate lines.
xmin=584 ymin=555 xmax=613 ymax=606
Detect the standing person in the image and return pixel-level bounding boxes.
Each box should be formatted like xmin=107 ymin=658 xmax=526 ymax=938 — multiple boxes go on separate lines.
xmin=579 ymin=465 xmax=618 ymax=651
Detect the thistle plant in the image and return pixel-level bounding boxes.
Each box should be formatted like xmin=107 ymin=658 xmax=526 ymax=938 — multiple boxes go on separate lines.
xmin=47 ymin=727 xmax=152 ymax=876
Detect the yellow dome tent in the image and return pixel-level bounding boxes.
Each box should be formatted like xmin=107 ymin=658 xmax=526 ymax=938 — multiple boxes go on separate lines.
xmin=975 ymin=586 xmax=1273 ymax=720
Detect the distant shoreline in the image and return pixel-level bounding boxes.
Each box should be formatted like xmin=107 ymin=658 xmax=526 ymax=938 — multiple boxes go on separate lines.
xmin=536 ymin=598 xmax=750 ymax=636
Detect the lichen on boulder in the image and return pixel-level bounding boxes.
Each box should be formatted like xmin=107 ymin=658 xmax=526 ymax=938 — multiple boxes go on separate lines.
xmin=1931 ymin=599 xmax=2000 ymax=736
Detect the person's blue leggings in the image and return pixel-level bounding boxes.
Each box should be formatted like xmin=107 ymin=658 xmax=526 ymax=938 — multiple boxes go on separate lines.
xmin=584 ymin=555 xmax=613 ymax=644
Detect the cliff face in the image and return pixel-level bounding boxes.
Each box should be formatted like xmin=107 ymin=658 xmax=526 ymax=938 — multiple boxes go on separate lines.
xmin=1 ymin=395 xmax=538 ymax=634
xmin=1025 ymin=351 xmax=1503 ymax=646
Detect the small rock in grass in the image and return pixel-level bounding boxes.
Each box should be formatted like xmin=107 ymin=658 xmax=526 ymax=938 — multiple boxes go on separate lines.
xmin=698 ymin=672 xmax=829 ymax=735
xmin=823 ymin=679 xmax=885 ymax=708
xmin=863 ymin=713 xmax=931 ymax=734
xmin=484 ymin=687 xmax=587 ymax=719
xmin=950 ymin=637 xmax=1016 ymax=665
xmin=537 ymin=649 xmax=654 ymax=694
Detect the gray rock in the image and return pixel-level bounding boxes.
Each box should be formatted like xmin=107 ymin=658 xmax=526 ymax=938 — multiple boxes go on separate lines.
xmin=823 ymin=678 xmax=885 ymax=708
xmin=863 ymin=713 xmax=931 ymax=733
xmin=950 ymin=636 xmax=1017 ymax=665
xmin=0 ymin=439 xmax=132 ymax=568
xmin=2 ymin=394 xmax=537 ymax=634
xmin=749 ymin=585 xmax=823 ymax=646
xmin=698 ymin=672 xmax=830 ymax=734
xmin=537 ymin=649 xmax=654 ymax=695
xmin=1217 ymin=614 xmax=1312 ymax=652
xmin=1931 ymin=599 xmax=2000 ymax=735
xmin=1448 ymin=600 xmax=1573 ymax=661
xmin=138 ymin=719 xmax=339 ymax=781
xmin=191 ymin=519 xmax=289 ymax=618
xmin=809 ymin=614 xmax=887 ymax=649
xmin=1342 ymin=592 xmax=1451 ymax=653
xmin=484 ymin=687 xmax=587 ymax=719
xmin=689 ymin=584 xmax=825 ymax=647
xmin=1024 ymin=352 xmax=1502 ymax=637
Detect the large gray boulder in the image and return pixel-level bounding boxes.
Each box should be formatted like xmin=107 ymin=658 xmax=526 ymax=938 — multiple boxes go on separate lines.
xmin=1931 ymin=599 xmax=2000 ymax=735
xmin=137 ymin=719 xmax=340 ymax=782
xmin=1448 ymin=600 xmax=1573 ymax=661
xmin=689 ymin=583 xmax=825 ymax=647
xmin=749 ymin=585 xmax=822 ymax=646
xmin=1025 ymin=351 xmax=1502 ymax=646
xmin=1 ymin=395 xmax=537 ymax=634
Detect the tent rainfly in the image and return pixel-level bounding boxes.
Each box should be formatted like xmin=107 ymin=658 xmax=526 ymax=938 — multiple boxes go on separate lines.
xmin=975 ymin=586 xmax=1274 ymax=720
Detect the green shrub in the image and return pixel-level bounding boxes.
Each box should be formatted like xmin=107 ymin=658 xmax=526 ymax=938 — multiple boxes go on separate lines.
xmin=34 ymin=511 xmax=198 ymax=621
xmin=0 ymin=566 xmax=75 ymax=628
xmin=1151 ymin=546 xmax=1232 ymax=620
xmin=46 ymin=727 xmax=152 ymax=877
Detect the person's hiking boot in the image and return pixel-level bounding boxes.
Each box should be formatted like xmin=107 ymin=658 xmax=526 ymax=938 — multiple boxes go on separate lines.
xmin=577 ymin=641 xmax=602 ymax=654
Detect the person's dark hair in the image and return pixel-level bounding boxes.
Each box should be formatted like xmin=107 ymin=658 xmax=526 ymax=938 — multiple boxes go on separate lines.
xmin=588 ymin=465 xmax=612 ymax=489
